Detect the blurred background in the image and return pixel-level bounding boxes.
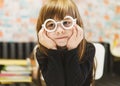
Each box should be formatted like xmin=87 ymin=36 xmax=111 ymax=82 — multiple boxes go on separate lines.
xmin=0 ymin=0 xmax=120 ymax=86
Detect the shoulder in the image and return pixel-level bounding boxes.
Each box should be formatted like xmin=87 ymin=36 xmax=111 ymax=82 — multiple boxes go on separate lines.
xmin=86 ymin=42 xmax=95 ymax=52
xmin=82 ymin=41 xmax=95 ymax=60
xmin=33 ymin=45 xmax=46 ymax=60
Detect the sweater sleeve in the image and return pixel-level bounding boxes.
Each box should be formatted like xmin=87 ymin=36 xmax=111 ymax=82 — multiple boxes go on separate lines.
xmin=64 ymin=43 xmax=95 ymax=86
xmin=36 ymin=48 xmax=65 ymax=86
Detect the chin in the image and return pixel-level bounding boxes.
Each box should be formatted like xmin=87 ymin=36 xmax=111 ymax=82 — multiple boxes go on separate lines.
xmin=57 ymin=43 xmax=67 ymax=47
xmin=56 ymin=43 xmax=67 ymax=49
xmin=57 ymin=45 xmax=67 ymax=50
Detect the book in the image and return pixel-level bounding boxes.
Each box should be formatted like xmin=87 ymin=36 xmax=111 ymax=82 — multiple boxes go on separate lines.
xmin=0 ymin=59 xmax=29 ymax=66
xmin=0 ymin=76 xmax=32 ymax=83
xmin=0 ymin=59 xmax=32 ymax=83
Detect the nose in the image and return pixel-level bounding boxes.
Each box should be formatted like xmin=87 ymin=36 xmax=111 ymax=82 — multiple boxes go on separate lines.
xmin=55 ymin=24 xmax=65 ymax=34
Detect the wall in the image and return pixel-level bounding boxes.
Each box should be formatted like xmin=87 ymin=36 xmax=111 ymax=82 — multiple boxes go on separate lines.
xmin=0 ymin=0 xmax=41 ymax=42
xmin=0 ymin=0 xmax=120 ymax=51
xmin=74 ymin=0 xmax=120 ymax=55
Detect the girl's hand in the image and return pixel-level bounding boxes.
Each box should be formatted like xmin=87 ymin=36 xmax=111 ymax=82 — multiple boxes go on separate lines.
xmin=38 ymin=28 xmax=57 ymax=50
xmin=67 ymin=25 xmax=84 ymax=50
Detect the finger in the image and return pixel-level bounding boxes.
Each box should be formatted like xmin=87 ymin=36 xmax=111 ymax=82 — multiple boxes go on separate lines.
xmin=73 ymin=25 xmax=79 ymax=38
xmin=75 ymin=25 xmax=83 ymax=37
xmin=72 ymin=26 xmax=78 ymax=37
xmin=38 ymin=28 xmax=46 ymax=43
xmin=42 ymin=29 xmax=52 ymax=43
xmin=38 ymin=28 xmax=44 ymax=38
xmin=75 ymin=24 xmax=83 ymax=32
xmin=74 ymin=24 xmax=81 ymax=30
xmin=74 ymin=25 xmax=84 ymax=44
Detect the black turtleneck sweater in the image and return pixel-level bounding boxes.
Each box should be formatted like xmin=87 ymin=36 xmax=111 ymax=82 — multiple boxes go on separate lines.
xmin=36 ymin=42 xmax=95 ymax=86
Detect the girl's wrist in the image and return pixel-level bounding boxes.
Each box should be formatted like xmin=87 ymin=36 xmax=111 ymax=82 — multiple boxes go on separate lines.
xmin=51 ymin=47 xmax=57 ymax=50
xmin=67 ymin=46 xmax=77 ymax=50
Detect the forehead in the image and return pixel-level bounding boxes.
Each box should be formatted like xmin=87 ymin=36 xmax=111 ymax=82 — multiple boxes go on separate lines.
xmin=48 ymin=15 xmax=73 ymax=21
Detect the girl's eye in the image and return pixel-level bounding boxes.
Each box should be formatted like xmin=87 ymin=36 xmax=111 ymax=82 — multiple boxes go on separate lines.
xmin=46 ymin=21 xmax=55 ymax=30
xmin=63 ymin=20 xmax=72 ymax=27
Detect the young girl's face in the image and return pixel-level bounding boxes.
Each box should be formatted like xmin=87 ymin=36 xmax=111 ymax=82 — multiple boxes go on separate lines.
xmin=44 ymin=16 xmax=75 ymax=47
xmin=47 ymin=26 xmax=73 ymax=47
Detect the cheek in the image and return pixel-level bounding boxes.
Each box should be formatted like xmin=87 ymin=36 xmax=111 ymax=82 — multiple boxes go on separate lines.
xmin=46 ymin=32 xmax=54 ymax=39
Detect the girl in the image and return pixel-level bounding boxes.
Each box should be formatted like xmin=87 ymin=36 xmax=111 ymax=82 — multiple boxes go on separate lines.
xmin=35 ymin=0 xmax=95 ymax=86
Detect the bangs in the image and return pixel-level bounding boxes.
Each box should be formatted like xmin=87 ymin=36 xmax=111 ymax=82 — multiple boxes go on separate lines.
xmin=37 ymin=0 xmax=83 ymax=32
xmin=42 ymin=0 xmax=76 ymax=21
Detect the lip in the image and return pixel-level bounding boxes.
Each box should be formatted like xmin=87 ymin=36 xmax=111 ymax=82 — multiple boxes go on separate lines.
xmin=55 ymin=36 xmax=68 ymax=39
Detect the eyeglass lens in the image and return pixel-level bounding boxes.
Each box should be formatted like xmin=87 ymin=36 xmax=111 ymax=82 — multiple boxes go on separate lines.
xmin=46 ymin=20 xmax=56 ymax=30
xmin=62 ymin=18 xmax=73 ymax=28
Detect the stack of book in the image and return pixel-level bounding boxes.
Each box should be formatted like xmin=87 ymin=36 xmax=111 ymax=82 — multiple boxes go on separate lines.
xmin=0 ymin=59 xmax=32 ymax=84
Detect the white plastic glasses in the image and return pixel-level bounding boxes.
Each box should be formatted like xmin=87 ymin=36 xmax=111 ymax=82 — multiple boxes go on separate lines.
xmin=42 ymin=16 xmax=76 ymax=32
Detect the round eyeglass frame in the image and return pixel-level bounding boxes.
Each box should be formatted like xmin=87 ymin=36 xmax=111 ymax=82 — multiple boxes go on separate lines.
xmin=42 ymin=16 xmax=76 ymax=32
